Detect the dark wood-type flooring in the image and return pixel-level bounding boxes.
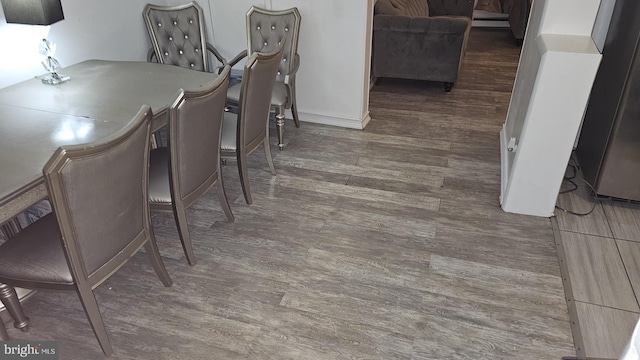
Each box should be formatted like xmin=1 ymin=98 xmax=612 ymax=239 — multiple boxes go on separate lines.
xmin=3 ymin=28 xmax=577 ymax=359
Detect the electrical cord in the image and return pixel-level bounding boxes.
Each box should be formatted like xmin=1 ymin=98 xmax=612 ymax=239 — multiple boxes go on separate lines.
xmin=555 ymin=153 xmax=599 ymax=216
xmin=558 ymin=162 xmax=578 ymax=194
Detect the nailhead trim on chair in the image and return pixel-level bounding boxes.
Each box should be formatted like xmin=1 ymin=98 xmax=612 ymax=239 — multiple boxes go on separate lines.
xmin=249 ymin=14 xmax=297 ymax=82
xmin=147 ymin=6 xmax=206 ymax=71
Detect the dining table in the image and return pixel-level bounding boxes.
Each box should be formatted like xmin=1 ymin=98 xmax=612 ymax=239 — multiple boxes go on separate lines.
xmin=0 ymin=59 xmax=218 ymax=337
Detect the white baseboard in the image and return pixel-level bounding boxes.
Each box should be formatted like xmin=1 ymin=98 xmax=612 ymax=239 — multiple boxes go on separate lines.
xmin=297 ymin=110 xmax=369 ymax=130
xmin=499 ymin=125 xmax=508 ymax=205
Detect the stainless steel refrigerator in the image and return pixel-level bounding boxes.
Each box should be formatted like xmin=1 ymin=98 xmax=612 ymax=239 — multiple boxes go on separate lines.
xmin=575 ymin=0 xmax=640 ymax=201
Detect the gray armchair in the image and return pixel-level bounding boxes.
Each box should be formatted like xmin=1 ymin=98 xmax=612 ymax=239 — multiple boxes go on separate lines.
xmin=143 ymin=2 xmax=227 ymax=72
xmin=227 ymin=6 xmax=302 ymax=150
xmin=373 ymin=0 xmax=474 ymax=92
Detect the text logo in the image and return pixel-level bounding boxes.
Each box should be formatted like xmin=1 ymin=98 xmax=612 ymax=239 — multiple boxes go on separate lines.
xmin=0 ymin=342 xmax=57 ymax=360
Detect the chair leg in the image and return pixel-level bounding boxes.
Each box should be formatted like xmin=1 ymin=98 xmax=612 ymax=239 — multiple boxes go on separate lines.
xmin=171 ymin=204 xmax=196 ymax=266
xmin=276 ymin=105 xmax=286 ymax=151
xmin=76 ymin=286 xmax=113 ymax=357
xmin=216 ymin=167 xmax=235 ymax=222
xmin=290 ymin=81 xmax=301 ymax=128
xmin=143 ymin=227 xmax=172 ymax=287
xmin=0 ymin=283 xmax=29 ymax=332
xmin=264 ymin=134 xmax=276 ymax=176
xmin=237 ymin=152 xmax=252 ymax=205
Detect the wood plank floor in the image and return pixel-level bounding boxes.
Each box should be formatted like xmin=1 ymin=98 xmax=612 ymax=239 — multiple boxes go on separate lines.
xmin=3 ymin=28 xmax=577 ymax=359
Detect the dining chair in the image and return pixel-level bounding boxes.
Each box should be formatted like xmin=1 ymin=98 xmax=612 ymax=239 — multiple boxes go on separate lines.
xmin=221 ymin=42 xmax=285 ymax=205
xmin=227 ymin=6 xmax=302 ymax=150
xmin=143 ymin=1 xmax=229 ymax=73
xmin=0 ymin=105 xmax=172 ymax=357
xmin=148 ymin=65 xmax=234 ymax=266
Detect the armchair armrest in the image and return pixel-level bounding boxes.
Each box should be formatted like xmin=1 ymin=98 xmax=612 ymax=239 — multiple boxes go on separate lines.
xmin=228 ymin=50 xmax=248 ymax=68
xmin=206 ymin=42 xmax=227 ymax=67
xmin=147 ymin=44 xmax=227 ymax=74
xmin=147 ymin=48 xmax=157 ymax=63
xmin=284 ymin=54 xmax=300 ymax=85
xmin=428 ymin=0 xmax=474 ymax=19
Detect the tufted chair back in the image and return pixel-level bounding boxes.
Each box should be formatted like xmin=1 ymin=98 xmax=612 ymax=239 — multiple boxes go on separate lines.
xmin=245 ymin=6 xmax=301 ymax=83
xmin=143 ymin=2 xmax=210 ymax=72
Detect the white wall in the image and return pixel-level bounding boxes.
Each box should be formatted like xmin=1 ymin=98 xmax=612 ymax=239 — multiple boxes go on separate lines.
xmin=206 ymin=0 xmax=373 ymax=129
xmin=0 ymin=0 xmax=373 ymax=130
xmin=0 ymin=0 xmax=163 ymax=89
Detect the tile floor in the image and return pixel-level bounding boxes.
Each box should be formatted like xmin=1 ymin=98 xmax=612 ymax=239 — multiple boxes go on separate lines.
xmin=555 ymin=167 xmax=640 ymax=359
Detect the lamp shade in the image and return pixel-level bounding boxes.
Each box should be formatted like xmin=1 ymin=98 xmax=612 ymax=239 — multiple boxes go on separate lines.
xmin=1 ymin=0 xmax=64 ymax=25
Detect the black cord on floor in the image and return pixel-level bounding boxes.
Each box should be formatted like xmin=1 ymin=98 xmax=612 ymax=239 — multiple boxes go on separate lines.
xmin=555 ymin=153 xmax=599 ymax=216
xmin=559 ymin=178 xmax=578 ymax=194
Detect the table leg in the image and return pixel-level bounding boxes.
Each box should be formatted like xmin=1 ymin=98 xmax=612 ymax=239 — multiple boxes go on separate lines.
xmin=0 ymin=284 xmax=29 ymax=332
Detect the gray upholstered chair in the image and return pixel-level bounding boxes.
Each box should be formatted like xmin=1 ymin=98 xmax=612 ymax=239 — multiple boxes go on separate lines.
xmin=0 ymin=105 xmax=172 ymax=356
xmin=148 ymin=65 xmax=234 ymax=266
xmin=143 ymin=2 xmax=227 ymax=72
xmin=221 ymin=43 xmax=285 ymax=205
xmin=227 ymin=6 xmax=301 ymax=150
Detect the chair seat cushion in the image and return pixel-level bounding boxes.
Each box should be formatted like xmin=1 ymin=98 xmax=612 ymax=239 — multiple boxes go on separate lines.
xmin=227 ymin=82 xmax=288 ymax=108
xmin=148 ymin=147 xmax=172 ymax=204
xmin=0 ymin=213 xmax=73 ymax=287
xmin=221 ymin=112 xmax=238 ymax=152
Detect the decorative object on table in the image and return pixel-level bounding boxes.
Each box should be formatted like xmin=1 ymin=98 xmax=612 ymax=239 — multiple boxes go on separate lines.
xmin=221 ymin=43 xmax=285 ymax=205
xmin=0 ymin=106 xmax=172 ymax=356
xmin=37 ymin=37 xmax=69 ymax=84
xmin=1 ymin=0 xmax=70 ymax=84
xmin=226 ymin=6 xmax=302 ymax=150
xmin=143 ymin=1 xmax=229 ymax=73
xmin=372 ymin=0 xmax=474 ymax=92
xmin=149 ymin=65 xmax=234 ymax=266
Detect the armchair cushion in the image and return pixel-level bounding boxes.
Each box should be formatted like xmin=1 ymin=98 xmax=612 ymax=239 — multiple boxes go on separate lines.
xmin=148 ymin=147 xmax=172 ymax=204
xmin=227 ymin=82 xmax=288 ymax=108
xmin=0 ymin=213 xmax=72 ymax=286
